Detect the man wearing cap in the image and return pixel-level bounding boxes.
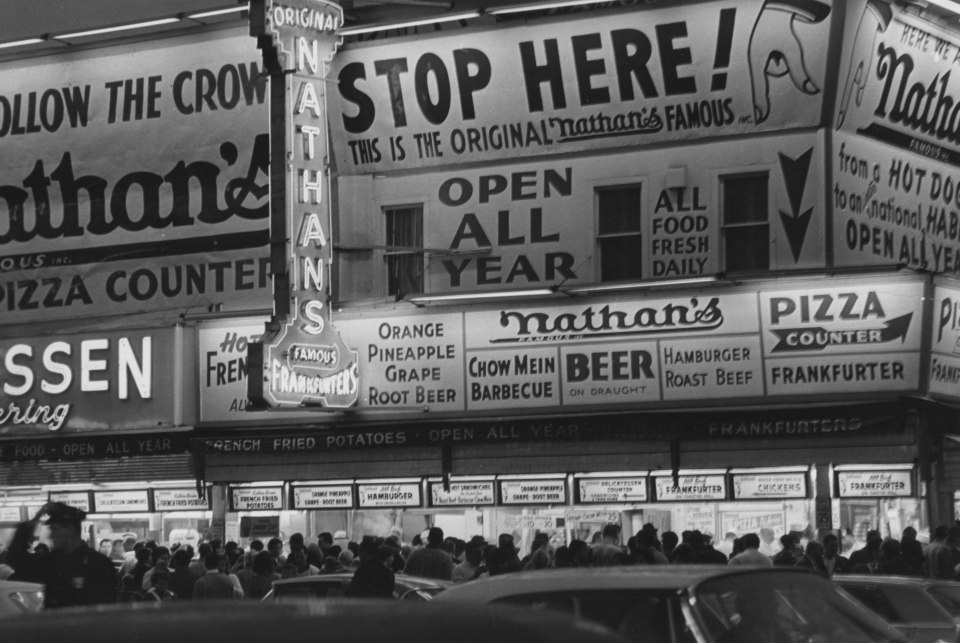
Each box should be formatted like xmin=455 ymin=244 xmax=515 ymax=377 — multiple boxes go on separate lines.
xmin=6 ymin=502 xmax=116 ymax=608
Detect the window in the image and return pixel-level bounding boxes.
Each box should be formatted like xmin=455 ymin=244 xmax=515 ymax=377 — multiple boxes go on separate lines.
xmin=596 ymin=185 xmax=642 ymax=281
xmin=384 ymin=205 xmax=423 ymax=297
xmin=721 ymin=173 xmax=769 ymax=272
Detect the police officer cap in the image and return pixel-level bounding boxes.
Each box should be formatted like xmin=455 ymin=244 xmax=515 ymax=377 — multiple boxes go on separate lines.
xmin=43 ymin=502 xmax=87 ymax=525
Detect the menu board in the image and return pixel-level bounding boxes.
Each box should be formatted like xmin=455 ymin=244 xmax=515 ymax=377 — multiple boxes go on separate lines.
xmin=837 ymin=470 xmax=913 ymax=498
xmin=732 ymin=473 xmax=807 ymax=500
xmin=48 ymin=491 xmax=91 ymax=513
xmin=499 ymin=479 xmax=567 ymax=505
xmin=292 ymin=485 xmax=355 ymax=510
xmin=654 ymin=475 xmax=726 ymax=501
xmin=153 ymin=488 xmax=212 ymax=512
xmin=92 ymin=490 xmax=150 ymax=513
xmin=429 ymin=481 xmax=496 ymax=507
xmin=356 ymin=482 xmax=422 ymax=508
xmin=576 ymin=477 xmax=648 ymax=504
xmin=230 ymin=486 xmax=284 ymax=511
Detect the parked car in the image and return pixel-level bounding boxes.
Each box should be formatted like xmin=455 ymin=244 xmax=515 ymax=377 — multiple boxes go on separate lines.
xmin=263 ymin=572 xmax=451 ymax=601
xmin=2 ymin=599 xmax=625 ymax=643
xmin=434 ymin=565 xmax=908 ymax=643
xmin=0 ymin=579 xmax=44 ymax=617
xmin=835 ymin=574 xmax=960 ymax=643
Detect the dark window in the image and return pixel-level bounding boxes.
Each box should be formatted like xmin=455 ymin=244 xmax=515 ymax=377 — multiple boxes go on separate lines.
xmin=597 ymin=185 xmax=642 ymax=281
xmin=721 ymin=173 xmax=768 ymax=272
xmin=384 ymin=205 xmax=423 ymax=297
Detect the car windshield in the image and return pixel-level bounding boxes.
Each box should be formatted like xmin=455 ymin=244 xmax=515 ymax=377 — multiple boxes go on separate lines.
xmin=929 ymin=585 xmax=960 ymax=615
xmin=691 ymin=572 xmax=905 ymax=643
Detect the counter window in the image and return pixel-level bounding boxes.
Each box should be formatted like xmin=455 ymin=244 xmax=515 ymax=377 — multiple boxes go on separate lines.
xmin=596 ymin=184 xmax=642 ymax=281
xmin=384 ymin=204 xmax=424 ymax=298
xmin=721 ymin=173 xmax=769 ymax=272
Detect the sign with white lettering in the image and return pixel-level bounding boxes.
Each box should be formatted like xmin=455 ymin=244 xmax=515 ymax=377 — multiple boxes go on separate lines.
xmin=0 ymin=328 xmax=180 ymax=436
xmin=230 ymin=486 xmax=284 ymax=511
xmin=0 ymin=31 xmax=270 ymax=325
xmin=837 ymin=470 xmax=913 ymax=497
xmin=92 ymin=490 xmax=150 ymax=513
xmin=500 ymin=479 xmax=567 ymax=505
xmin=732 ymin=472 xmax=807 ymax=499
xmin=292 ymin=484 xmax=354 ymax=509
xmin=760 ymin=280 xmax=922 ymax=395
xmin=929 ymin=280 xmax=960 ymax=402
xmin=576 ymin=477 xmax=648 ymax=504
xmin=654 ymin=475 xmax=726 ymax=501
xmin=47 ymin=491 xmax=91 ymax=513
xmin=329 ymin=0 xmax=832 ymax=174
xmin=834 ymin=2 xmax=960 ymax=274
xmin=247 ymin=0 xmax=359 ymax=410
xmin=429 ymin=480 xmax=496 ymax=507
xmin=356 ymin=482 xmax=421 ymax=508
xmin=153 ymin=488 xmax=212 ymax=512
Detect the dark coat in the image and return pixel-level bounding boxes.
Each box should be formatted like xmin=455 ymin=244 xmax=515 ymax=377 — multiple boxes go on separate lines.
xmin=347 ymin=560 xmax=394 ymax=598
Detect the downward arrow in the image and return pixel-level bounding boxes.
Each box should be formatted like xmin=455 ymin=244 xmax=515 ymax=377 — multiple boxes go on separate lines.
xmin=778 ymin=148 xmax=814 ymax=262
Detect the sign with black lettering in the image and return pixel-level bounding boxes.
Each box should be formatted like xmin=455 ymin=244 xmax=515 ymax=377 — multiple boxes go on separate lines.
xmin=329 ymin=0 xmax=832 ymax=173
xmin=247 ymin=0 xmax=359 ymax=410
xmin=732 ymin=472 xmax=807 ymax=499
xmin=48 ymin=491 xmax=91 ymax=513
xmin=153 ymin=488 xmax=212 ymax=512
xmin=837 ymin=470 xmax=913 ymax=497
xmin=356 ymin=482 xmax=421 ymax=508
xmin=429 ymin=480 xmax=496 ymax=507
xmin=929 ymin=280 xmax=960 ymax=402
xmin=0 ymin=32 xmax=270 ymax=325
xmin=499 ymin=479 xmax=567 ymax=505
xmin=230 ymin=486 xmax=284 ymax=511
xmin=576 ymin=477 xmax=648 ymax=504
xmin=292 ymin=484 xmax=354 ymax=509
xmin=92 ymin=490 xmax=150 ymax=513
xmin=654 ymin=475 xmax=726 ymax=501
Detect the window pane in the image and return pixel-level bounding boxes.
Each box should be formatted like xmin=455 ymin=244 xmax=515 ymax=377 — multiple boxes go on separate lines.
xmin=598 ymin=186 xmax=641 ymax=234
xmin=384 ymin=206 xmax=423 ymax=296
xmin=600 ymin=236 xmax=643 ymax=281
xmin=724 ymin=226 xmax=769 ymax=272
xmin=723 ymin=175 xmax=767 ymax=224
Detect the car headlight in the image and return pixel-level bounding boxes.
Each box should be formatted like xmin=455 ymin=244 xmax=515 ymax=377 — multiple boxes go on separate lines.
xmin=9 ymin=589 xmax=44 ymax=613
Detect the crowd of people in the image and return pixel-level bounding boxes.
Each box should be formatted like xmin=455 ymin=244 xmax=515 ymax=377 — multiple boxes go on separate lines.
xmin=5 ymin=502 xmax=960 ymax=609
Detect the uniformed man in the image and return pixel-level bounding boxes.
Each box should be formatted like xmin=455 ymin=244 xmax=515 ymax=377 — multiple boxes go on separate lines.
xmin=6 ymin=502 xmax=116 ymax=608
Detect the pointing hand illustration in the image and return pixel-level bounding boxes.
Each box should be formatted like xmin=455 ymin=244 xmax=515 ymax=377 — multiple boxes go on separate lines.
xmin=748 ymin=0 xmax=831 ymax=124
xmin=836 ymin=0 xmax=893 ymax=128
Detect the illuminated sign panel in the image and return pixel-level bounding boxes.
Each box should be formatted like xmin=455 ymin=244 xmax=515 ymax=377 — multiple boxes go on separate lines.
xmin=247 ymin=0 xmax=359 ymax=409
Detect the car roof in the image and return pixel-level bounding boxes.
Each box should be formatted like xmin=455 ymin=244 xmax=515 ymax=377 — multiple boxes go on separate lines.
xmin=1 ymin=599 xmax=623 ymax=643
xmin=434 ymin=565 xmax=814 ymax=601
xmin=0 ymin=580 xmax=44 ymax=591
xmin=835 ymin=575 xmax=960 ymax=587
xmin=271 ymin=573 xmax=450 ymax=589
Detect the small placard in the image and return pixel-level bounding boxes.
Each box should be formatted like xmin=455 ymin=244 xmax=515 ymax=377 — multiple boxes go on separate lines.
xmin=0 ymin=507 xmax=22 ymax=522
xmin=430 ymin=481 xmax=496 ymax=507
xmin=576 ymin=477 xmax=647 ymax=503
xmin=837 ymin=471 xmax=913 ymax=497
xmin=292 ymin=485 xmax=354 ymax=510
xmin=732 ymin=473 xmax=807 ymax=499
xmin=654 ymin=475 xmax=726 ymax=501
xmin=231 ymin=487 xmax=284 ymax=511
xmin=500 ymin=479 xmax=567 ymax=505
xmin=153 ymin=488 xmax=211 ymax=511
xmin=357 ymin=482 xmax=421 ymax=508
xmin=48 ymin=491 xmax=91 ymax=513
xmin=93 ymin=490 xmax=150 ymax=513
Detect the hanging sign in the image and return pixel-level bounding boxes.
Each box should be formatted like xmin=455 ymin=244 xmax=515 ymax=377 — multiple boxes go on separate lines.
xmin=292 ymin=484 xmax=354 ymax=509
xmin=356 ymin=482 xmax=421 ymax=508
xmin=732 ymin=472 xmax=807 ymax=499
xmin=837 ymin=470 xmax=913 ymax=497
xmin=153 ymin=488 xmax=212 ymax=512
xmin=47 ymin=491 xmax=91 ymax=513
xmin=654 ymin=474 xmax=726 ymax=501
xmin=576 ymin=477 xmax=648 ymax=504
xmin=499 ymin=479 xmax=567 ymax=505
xmin=247 ymin=0 xmax=359 ymax=410
xmin=92 ymin=489 xmax=150 ymax=513
xmin=429 ymin=480 xmax=496 ymax=507
xmin=231 ymin=486 xmax=284 ymax=511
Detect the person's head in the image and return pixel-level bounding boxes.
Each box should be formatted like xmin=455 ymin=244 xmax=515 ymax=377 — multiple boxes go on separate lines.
xmin=338 ymin=549 xmax=354 ymax=567
xmin=289 ymin=533 xmax=305 ymax=552
xmin=759 ymin=527 xmax=775 ymax=544
xmin=804 ymin=540 xmax=824 ymax=559
xmin=197 ymin=542 xmax=212 ymax=559
xmin=497 ymin=533 xmax=517 ymax=554
xmin=154 ymin=546 xmax=171 ymax=566
xmin=42 ymin=503 xmax=86 ymax=549
xmin=902 ymin=526 xmax=918 ymax=541
xmin=530 ymin=532 xmax=550 ymax=553
xmin=822 ymin=533 xmax=840 ymax=558
xmin=249 ymin=539 xmax=264 ymax=553
xmin=880 ymin=538 xmax=902 ymax=561
xmin=253 ymin=550 xmax=275 ymax=575
xmin=464 ymin=543 xmax=483 ymax=566
xmin=661 ymin=531 xmax=679 ymax=551
xmin=173 ymin=549 xmax=192 ymax=569
xmin=780 ymin=533 xmax=799 ymax=551
xmin=98 ymin=538 xmax=112 ymax=555
xmin=151 ymin=566 xmax=170 ymax=589
xmin=569 ymin=539 xmax=591 ymax=565
xmin=204 ymin=553 xmax=221 ymax=571
xmin=122 ymin=536 xmax=137 ymax=552
xmin=317 ymin=532 xmax=334 ymax=551
xmin=426 ymin=527 xmax=444 ymax=547
xmin=135 ymin=547 xmax=153 ymax=565
xmin=602 ymin=523 xmax=622 ymax=544
xmin=267 ymin=538 xmax=284 ymax=557
xmin=359 ymin=535 xmax=380 ymax=561
xmin=740 ymin=533 xmax=760 ymax=550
